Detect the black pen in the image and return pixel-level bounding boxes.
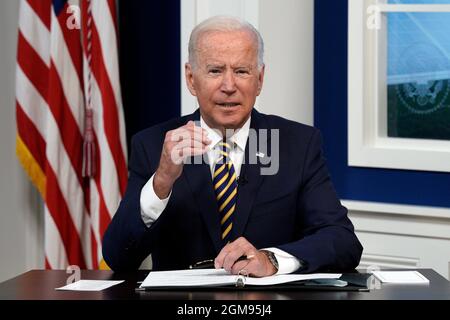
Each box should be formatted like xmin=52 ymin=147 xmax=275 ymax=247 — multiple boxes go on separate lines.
xmin=189 ymin=254 xmax=255 ymax=269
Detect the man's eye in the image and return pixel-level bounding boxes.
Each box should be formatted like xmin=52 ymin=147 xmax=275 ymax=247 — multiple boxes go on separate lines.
xmin=236 ymin=70 xmax=249 ymax=75
xmin=208 ymin=69 xmax=221 ymax=74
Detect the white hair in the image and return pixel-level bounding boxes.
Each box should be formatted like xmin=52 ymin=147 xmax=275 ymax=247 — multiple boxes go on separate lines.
xmin=188 ymin=15 xmax=264 ymax=70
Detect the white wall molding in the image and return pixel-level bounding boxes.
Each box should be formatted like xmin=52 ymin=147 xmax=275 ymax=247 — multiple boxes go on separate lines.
xmin=344 ymin=200 xmax=450 ymax=279
xmin=349 ymin=210 xmax=450 ymax=241
xmin=346 ymin=200 xmax=450 ymax=241
xmin=358 ymin=253 xmax=420 ymax=270
xmin=343 ymin=199 xmax=450 ymax=220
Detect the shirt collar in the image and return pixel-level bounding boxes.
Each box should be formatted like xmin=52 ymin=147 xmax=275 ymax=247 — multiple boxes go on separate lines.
xmin=200 ymin=115 xmax=251 ymax=152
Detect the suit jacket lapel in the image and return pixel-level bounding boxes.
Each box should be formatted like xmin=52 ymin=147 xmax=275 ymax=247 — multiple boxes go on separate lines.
xmin=181 ymin=109 xmax=271 ymax=251
xmin=183 ymin=159 xmax=223 ymax=253
xmin=232 ymin=109 xmax=269 ymax=239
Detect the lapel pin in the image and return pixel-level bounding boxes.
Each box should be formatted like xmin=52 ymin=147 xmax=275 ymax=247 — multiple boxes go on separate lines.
xmin=256 ymin=152 xmax=265 ymax=158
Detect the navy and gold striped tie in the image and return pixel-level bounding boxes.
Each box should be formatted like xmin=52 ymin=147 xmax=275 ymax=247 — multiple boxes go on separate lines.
xmin=212 ymin=141 xmax=237 ymax=244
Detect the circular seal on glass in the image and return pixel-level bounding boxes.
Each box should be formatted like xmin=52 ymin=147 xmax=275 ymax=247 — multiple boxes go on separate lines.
xmin=394 ymin=43 xmax=450 ymax=115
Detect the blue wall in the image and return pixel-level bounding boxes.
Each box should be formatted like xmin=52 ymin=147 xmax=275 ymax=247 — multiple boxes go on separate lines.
xmin=314 ymin=0 xmax=450 ymax=207
xmin=119 ymin=0 xmax=181 ymax=152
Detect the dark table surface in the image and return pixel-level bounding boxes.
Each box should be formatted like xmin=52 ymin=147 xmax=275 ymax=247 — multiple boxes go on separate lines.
xmin=0 ymin=268 xmax=449 ymax=300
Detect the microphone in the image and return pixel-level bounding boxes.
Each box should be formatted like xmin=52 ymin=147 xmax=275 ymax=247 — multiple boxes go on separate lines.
xmin=237 ymin=175 xmax=248 ymax=186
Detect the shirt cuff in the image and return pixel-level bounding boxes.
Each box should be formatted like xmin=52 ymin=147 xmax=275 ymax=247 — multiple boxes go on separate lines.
xmin=262 ymin=247 xmax=302 ymax=275
xmin=140 ymin=174 xmax=171 ymax=227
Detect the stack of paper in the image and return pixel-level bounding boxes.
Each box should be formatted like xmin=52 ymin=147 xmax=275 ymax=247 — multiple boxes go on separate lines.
xmin=139 ymin=268 xmax=342 ymax=289
xmin=56 ymin=280 xmax=125 ymax=291
xmin=372 ymin=271 xmax=429 ymax=284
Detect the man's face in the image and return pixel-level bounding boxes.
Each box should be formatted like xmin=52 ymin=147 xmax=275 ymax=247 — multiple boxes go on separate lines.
xmin=185 ymin=30 xmax=265 ymax=131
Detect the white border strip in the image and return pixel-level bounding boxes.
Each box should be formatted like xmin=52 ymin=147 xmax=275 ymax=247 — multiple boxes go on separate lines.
xmin=378 ymin=4 xmax=450 ymax=12
xmin=348 ymin=0 xmax=365 ymax=169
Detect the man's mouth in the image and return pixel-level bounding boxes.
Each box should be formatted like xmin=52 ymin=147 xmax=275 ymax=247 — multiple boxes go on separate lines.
xmin=216 ymin=102 xmax=240 ymax=108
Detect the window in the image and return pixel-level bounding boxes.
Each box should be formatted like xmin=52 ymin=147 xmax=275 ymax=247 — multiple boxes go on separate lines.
xmin=348 ymin=0 xmax=450 ymax=172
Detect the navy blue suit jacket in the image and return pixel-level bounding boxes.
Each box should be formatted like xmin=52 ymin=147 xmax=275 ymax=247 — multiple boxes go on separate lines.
xmin=103 ymin=109 xmax=362 ymax=272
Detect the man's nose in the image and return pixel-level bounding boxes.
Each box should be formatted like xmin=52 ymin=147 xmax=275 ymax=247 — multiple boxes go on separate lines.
xmin=220 ymin=70 xmax=237 ymax=94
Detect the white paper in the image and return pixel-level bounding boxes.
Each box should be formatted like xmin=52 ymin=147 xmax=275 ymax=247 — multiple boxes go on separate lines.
xmin=56 ymin=280 xmax=125 ymax=291
xmin=372 ymin=271 xmax=429 ymax=284
xmin=140 ymin=268 xmax=342 ymax=288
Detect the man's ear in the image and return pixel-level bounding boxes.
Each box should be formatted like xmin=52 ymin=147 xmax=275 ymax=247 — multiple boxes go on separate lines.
xmin=256 ymin=64 xmax=265 ymax=96
xmin=185 ymin=63 xmax=197 ymax=96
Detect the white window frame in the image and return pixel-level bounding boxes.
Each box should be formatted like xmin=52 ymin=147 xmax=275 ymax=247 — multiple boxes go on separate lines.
xmin=348 ymin=0 xmax=450 ymax=173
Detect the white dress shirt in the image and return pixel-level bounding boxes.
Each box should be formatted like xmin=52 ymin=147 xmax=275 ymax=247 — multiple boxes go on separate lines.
xmin=140 ymin=115 xmax=301 ymax=274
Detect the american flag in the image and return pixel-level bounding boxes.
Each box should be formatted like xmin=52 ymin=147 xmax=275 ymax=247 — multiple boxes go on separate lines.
xmin=15 ymin=0 xmax=127 ymax=269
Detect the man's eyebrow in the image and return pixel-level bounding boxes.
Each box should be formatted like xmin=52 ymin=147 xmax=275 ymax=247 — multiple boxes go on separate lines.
xmin=206 ymin=64 xmax=225 ymax=69
xmin=233 ymin=65 xmax=252 ymax=70
xmin=231 ymin=63 xmax=253 ymax=69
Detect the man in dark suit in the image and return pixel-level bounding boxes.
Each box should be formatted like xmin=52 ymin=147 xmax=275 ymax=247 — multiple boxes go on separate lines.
xmin=103 ymin=16 xmax=362 ymax=277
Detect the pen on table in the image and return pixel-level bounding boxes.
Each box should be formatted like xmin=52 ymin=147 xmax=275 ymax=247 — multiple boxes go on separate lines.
xmin=189 ymin=254 xmax=255 ymax=269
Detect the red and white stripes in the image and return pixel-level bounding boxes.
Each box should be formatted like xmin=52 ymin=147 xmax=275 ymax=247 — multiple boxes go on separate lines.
xmin=16 ymin=0 xmax=127 ymax=270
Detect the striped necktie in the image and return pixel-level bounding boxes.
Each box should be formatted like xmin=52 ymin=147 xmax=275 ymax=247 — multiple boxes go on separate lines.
xmin=212 ymin=141 xmax=238 ymax=244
